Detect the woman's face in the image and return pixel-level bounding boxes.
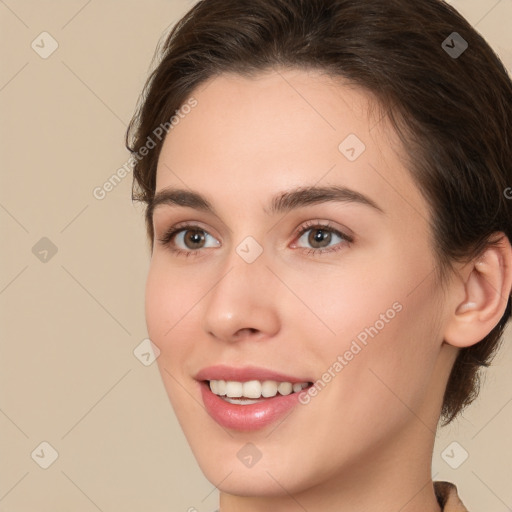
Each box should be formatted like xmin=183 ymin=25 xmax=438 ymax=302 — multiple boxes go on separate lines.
xmin=145 ymin=69 xmax=457 ymax=497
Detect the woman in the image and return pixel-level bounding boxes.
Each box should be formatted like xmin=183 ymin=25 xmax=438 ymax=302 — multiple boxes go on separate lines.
xmin=126 ymin=0 xmax=512 ymax=510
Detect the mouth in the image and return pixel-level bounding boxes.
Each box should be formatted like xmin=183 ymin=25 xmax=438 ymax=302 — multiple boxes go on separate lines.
xmin=195 ymin=365 xmax=314 ymax=431
xmin=206 ymin=379 xmax=311 ymax=405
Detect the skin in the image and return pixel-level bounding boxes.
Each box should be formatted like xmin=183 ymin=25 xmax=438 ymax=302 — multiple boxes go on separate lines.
xmin=144 ymin=68 xmax=512 ymax=511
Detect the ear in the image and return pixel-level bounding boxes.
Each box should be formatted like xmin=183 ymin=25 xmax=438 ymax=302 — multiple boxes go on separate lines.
xmin=443 ymin=233 xmax=512 ymax=348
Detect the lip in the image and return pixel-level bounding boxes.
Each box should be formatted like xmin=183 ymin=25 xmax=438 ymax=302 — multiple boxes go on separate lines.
xmin=196 ymin=365 xmax=312 ymax=431
xmin=195 ymin=364 xmax=310 ymax=383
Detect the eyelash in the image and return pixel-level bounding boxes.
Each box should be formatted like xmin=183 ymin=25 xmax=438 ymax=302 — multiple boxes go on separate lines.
xmin=157 ymin=220 xmax=354 ymax=258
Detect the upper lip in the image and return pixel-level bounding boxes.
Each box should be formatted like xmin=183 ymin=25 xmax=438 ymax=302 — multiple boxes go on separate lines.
xmin=195 ymin=365 xmax=312 ymax=383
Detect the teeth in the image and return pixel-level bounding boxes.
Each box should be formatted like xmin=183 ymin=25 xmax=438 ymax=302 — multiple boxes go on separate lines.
xmin=243 ymin=380 xmax=263 ymax=399
xmin=278 ymin=382 xmax=293 ymax=396
xmin=208 ymin=379 xmax=309 ymax=399
xmin=225 ymin=381 xmax=243 ymax=397
xmin=217 ymin=380 xmax=226 ymax=396
xmin=292 ymin=382 xmax=304 ymax=393
xmin=261 ymin=380 xmax=276 ymax=397
xmin=223 ymin=397 xmax=266 ymax=405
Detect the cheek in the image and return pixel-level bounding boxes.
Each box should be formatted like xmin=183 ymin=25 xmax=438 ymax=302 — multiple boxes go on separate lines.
xmin=145 ymin=262 xmax=201 ymax=418
xmin=145 ymin=259 xmax=196 ymax=341
xmin=144 ymin=261 xmax=194 ymax=373
xmin=145 ymin=264 xmax=170 ymax=342
xmin=294 ymin=253 xmax=442 ymax=421
xmin=326 ymin=278 xmax=443 ymax=431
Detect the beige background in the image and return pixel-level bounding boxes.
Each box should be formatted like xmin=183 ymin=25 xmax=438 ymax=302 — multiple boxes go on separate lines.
xmin=1 ymin=0 xmax=511 ymax=510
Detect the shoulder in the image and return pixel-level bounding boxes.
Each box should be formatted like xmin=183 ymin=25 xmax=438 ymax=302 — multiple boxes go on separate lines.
xmin=434 ymin=481 xmax=470 ymax=511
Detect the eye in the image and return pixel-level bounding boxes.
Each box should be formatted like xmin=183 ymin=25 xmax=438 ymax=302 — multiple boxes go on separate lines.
xmin=157 ymin=223 xmax=220 ymax=257
xmin=292 ymin=220 xmax=353 ymax=255
xmin=157 ymin=220 xmax=353 ymax=257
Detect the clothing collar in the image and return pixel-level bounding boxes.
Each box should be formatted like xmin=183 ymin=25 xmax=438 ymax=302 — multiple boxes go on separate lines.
xmin=434 ymin=481 xmax=469 ymax=511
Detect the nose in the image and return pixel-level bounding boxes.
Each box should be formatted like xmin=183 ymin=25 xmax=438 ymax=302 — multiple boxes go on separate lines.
xmin=200 ymin=249 xmax=281 ymax=343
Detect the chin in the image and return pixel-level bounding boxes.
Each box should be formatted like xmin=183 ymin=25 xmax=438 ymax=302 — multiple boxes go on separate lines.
xmin=199 ymin=459 xmax=309 ymax=498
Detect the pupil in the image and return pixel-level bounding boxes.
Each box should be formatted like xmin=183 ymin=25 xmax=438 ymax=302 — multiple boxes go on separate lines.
xmin=310 ymin=229 xmax=330 ymax=248
xmin=187 ymin=230 xmax=204 ymax=248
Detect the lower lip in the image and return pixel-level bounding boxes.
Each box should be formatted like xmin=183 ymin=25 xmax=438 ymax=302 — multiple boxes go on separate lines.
xmin=199 ymin=381 xmax=305 ymax=431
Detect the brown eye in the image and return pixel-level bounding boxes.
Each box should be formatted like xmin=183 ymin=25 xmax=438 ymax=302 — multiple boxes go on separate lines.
xmin=306 ymin=227 xmax=335 ymax=249
xmin=158 ymin=224 xmax=220 ymax=255
xmin=182 ymin=229 xmax=207 ymax=249
xmin=294 ymin=222 xmax=352 ymax=255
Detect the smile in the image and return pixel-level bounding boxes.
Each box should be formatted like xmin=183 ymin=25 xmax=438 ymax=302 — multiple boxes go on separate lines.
xmin=196 ymin=366 xmax=313 ymax=431
xmin=209 ymin=379 xmax=310 ymax=403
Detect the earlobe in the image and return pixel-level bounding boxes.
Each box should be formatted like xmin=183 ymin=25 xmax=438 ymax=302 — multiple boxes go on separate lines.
xmin=444 ymin=234 xmax=512 ymax=348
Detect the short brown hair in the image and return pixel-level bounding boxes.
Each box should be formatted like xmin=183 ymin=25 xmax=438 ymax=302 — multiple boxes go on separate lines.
xmin=126 ymin=0 xmax=512 ymax=426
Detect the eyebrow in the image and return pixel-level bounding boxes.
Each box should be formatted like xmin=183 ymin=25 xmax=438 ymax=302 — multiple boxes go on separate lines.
xmin=148 ymin=184 xmax=384 ymax=225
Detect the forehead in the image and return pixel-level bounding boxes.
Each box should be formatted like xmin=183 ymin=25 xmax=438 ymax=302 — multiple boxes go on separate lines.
xmin=154 ymin=68 xmax=429 ymax=225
